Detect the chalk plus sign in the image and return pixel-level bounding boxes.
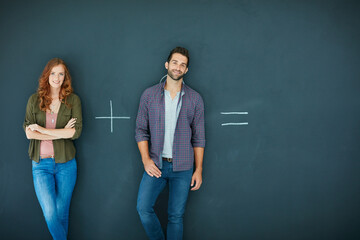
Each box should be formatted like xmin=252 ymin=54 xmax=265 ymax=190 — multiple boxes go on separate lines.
xmin=95 ymin=100 xmax=130 ymax=133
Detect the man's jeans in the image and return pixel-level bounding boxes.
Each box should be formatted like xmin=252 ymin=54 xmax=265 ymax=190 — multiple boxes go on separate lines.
xmin=32 ymin=158 xmax=77 ymax=240
xmin=137 ymin=160 xmax=193 ymax=240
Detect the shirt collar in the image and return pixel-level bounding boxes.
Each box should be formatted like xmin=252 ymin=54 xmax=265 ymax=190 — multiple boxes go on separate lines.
xmin=161 ymin=79 xmax=186 ymax=95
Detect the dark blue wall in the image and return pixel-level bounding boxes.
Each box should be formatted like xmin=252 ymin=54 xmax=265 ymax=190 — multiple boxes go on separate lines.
xmin=1 ymin=0 xmax=360 ymax=239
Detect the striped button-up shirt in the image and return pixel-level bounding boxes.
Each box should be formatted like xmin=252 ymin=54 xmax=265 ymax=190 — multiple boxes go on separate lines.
xmin=135 ymin=80 xmax=205 ymax=171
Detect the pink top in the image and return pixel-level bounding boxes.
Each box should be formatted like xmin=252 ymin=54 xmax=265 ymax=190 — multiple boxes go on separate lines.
xmin=40 ymin=112 xmax=57 ymax=157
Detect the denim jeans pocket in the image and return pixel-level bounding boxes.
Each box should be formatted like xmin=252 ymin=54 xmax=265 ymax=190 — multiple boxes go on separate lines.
xmin=32 ymin=160 xmax=40 ymax=166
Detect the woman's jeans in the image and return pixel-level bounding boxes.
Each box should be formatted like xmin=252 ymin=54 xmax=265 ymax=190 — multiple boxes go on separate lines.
xmin=137 ymin=160 xmax=193 ymax=240
xmin=32 ymin=158 xmax=77 ymax=240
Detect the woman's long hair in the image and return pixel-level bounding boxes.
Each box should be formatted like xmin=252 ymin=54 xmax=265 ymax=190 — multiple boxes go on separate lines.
xmin=37 ymin=58 xmax=73 ymax=111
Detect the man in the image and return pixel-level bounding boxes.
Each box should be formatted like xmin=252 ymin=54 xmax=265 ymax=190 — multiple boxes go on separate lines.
xmin=135 ymin=46 xmax=205 ymax=240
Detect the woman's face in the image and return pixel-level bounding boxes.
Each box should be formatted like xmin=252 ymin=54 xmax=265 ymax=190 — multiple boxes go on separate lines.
xmin=48 ymin=64 xmax=65 ymax=90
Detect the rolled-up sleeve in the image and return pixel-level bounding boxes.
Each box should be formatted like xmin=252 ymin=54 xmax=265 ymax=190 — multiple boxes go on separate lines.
xmin=23 ymin=94 xmax=36 ymax=132
xmin=191 ymin=94 xmax=205 ymax=148
xmin=135 ymin=90 xmax=150 ymax=142
xmin=71 ymin=95 xmax=82 ymax=140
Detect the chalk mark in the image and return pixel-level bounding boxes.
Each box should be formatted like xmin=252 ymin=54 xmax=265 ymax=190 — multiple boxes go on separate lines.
xmin=159 ymin=74 xmax=167 ymax=83
xmin=220 ymin=112 xmax=248 ymax=115
xmin=221 ymin=122 xmax=249 ymax=126
xmin=95 ymin=100 xmax=130 ymax=133
xmin=221 ymin=111 xmax=249 ymax=126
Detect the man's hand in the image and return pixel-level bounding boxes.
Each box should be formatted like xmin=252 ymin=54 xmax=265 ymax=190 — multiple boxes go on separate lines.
xmin=190 ymin=170 xmax=202 ymax=191
xmin=143 ymin=158 xmax=162 ymax=178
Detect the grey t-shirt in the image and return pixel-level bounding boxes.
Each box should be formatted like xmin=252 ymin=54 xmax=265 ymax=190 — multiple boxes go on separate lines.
xmin=162 ymin=89 xmax=184 ymax=158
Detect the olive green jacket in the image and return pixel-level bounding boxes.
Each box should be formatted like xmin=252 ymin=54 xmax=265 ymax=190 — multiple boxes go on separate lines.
xmin=23 ymin=93 xmax=82 ymax=163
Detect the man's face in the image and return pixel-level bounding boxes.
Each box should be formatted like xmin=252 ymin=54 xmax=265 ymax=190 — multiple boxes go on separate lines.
xmin=165 ymin=53 xmax=188 ymax=81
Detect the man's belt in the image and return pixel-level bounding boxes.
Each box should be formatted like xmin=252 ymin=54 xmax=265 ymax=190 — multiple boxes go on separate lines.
xmin=162 ymin=157 xmax=173 ymax=163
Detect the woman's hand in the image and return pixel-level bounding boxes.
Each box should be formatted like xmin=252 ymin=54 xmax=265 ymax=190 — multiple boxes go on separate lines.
xmin=65 ymin=118 xmax=76 ymax=129
xmin=27 ymin=124 xmax=41 ymax=132
xmin=27 ymin=124 xmax=46 ymax=134
xmin=26 ymin=118 xmax=76 ymax=139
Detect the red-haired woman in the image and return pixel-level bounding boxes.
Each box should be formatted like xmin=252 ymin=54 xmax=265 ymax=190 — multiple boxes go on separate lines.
xmin=23 ymin=58 xmax=82 ymax=240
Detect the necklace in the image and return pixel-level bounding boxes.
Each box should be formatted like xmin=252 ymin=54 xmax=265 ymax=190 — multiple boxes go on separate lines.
xmin=50 ymin=99 xmax=60 ymax=116
xmin=51 ymin=113 xmax=56 ymax=124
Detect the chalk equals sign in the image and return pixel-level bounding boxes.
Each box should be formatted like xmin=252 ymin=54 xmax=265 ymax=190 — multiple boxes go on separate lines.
xmin=220 ymin=112 xmax=249 ymax=126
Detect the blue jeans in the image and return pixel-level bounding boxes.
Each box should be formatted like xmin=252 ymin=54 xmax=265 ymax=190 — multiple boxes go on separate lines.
xmin=137 ymin=160 xmax=193 ymax=240
xmin=32 ymin=158 xmax=77 ymax=240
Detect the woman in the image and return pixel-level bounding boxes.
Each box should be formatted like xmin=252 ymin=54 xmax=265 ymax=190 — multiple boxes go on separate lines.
xmin=23 ymin=58 xmax=82 ymax=240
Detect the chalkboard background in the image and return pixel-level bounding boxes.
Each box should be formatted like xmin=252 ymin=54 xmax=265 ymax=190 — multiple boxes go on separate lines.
xmin=1 ymin=0 xmax=359 ymax=239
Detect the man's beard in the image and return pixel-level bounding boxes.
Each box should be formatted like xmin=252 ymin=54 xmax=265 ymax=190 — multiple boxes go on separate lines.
xmin=167 ymin=69 xmax=184 ymax=81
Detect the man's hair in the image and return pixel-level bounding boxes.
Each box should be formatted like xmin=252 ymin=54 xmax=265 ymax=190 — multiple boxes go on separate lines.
xmin=167 ymin=46 xmax=190 ymax=67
